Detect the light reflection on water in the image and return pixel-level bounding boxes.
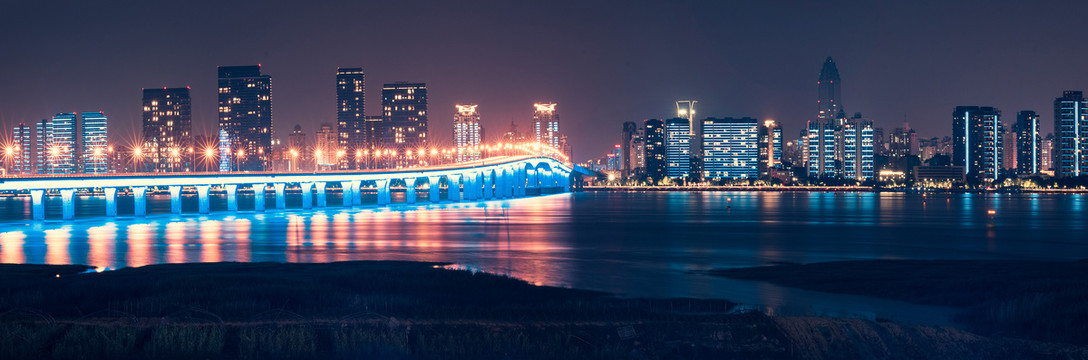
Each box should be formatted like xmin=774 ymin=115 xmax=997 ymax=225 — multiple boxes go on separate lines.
xmin=1 ymin=191 xmax=1087 ymax=326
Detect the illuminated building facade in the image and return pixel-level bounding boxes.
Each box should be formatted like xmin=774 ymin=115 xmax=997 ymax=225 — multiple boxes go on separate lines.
xmin=1054 ymin=90 xmax=1088 ymax=177
xmin=842 ymin=116 xmax=874 ymax=180
xmin=758 ymin=120 xmax=783 ymax=178
xmin=953 ymin=106 xmax=1004 ymax=181
xmin=533 ymin=103 xmax=560 ymax=150
xmin=453 ymin=104 xmax=482 ymax=162
xmin=218 ymin=129 xmax=231 ymax=172
xmin=11 ymin=123 xmax=32 ymax=174
xmin=702 ymin=117 xmax=758 ymax=179
xmin=620 ymin=121 xmax=644 ymax=177
xmin=142 ymin=88 xmax=192 ymax=172
xmin=817 ymin=57 xmax=844 ymax=123
xmin=80 ymin=111 xmax=108 ymax=174
xmin=382 ymin=82 xmax=428 ymax=151
xmin=218 ymin=65 xmax=273 ymax=171
xmin=336 ymin=68 xmax=365 ymax=169
xmin=315 ymin=123 xmax=338 ymax=168
xmin=676 ymin=101 xmax=699 ymax=176
xmin=38 ymin=113 xmax=76 ymax=174
xmin=644 ymin=119 xmax=666 ymax=183
xmin=665 ymin=117 xmax=690 ymax=179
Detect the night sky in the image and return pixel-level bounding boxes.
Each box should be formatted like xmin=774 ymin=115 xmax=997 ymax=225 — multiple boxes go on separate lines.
xmin=2 ymin=0 xmax=1087 ymax=161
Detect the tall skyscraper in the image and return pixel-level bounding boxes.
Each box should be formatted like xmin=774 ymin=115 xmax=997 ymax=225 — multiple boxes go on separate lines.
xmin=11 ymin=123 xmax=32 ymax=174
xmin=217 ymin=129 xmax=232 ymax=172
xmin=35 ymin=118 xmax=52 ymax=174
xmin=80 ymin=111 xmax=108 ymax=174
xmin=817 ymin=57 xmax=844 ymax=123
xmin=218 ymin=65 xmax=273 ymax=171
xmin=806 ymin=120 xmax=838 ymax=177
xmin=702 ymin=117 xmax=759 ymax=179
xmin=1041 ymin=133 xmax=1055 ymax=173
xmin=1053 ymin=90 xmax=1088 ymax=177
xmin=364 ymin=115 xmax=384 ymax=153
xmin=533 ymin=103 xmax=560 ymax=151
xmin=953 ymin=106 xmax=1004 ymax=181
xmin=842 ymin=115 xmax=875 ymax=180
xmin=888 ymin=123 xmax=918 ymax=161
xmin=315 ymin=123 xmax=338 ymax=168
xmin=382 ymin=82 xmax=428 ymax=151
xmin=453 ymin=104 xmax=482 ymax=162
xmin=142 ymin=87 xmax=192 ymax=172
xmin=676 ymin=101 xmax=699 ymax=176
xmin=644 ymin=119 xmax=666 ymax=183
xmin=665 ymin=118 xmax=691 ymax=179
xmin=758 ymin=119 xmax=783 ymax=178
xmin=336 ymin=68 xmax=365 ymax=169
xmin=40 ymin=113 xmax=76 ymax=174
xmin=620 ymin=121 xmax=645 ymax=177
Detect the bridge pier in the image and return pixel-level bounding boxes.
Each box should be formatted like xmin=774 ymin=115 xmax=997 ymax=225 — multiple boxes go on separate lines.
xmin=274 ymin=183 xmax=286 ymax=209
xmin=226 ymin=184 xmax=239 ymax=211
xmin=105 ymin=187 xmax=117 ymax=217
xmin=341 ymin=181 xmax=354 ymax=207
xmin=196 ymin=185 xmax=210 ymax=214
xmin=483 ymin=172 xmax=493 ymax=200
xmin=253 ymin=183 xmax=266 ymax=212
xmin=352 ymin=181 xmax=362 ymax=206
xmin=516 ymin=166 xmax=527 ymax=197
xmin=61 ymin=189 xmax=75 ymax=220
xmin=405 ymin=178 xmax=417 ymax=204
xmin=448 ymin=174 xmax=461 ymax=202
xmin=377 ymin=179 xmax=390 ymax=205
xmin=300 ymin=182 xmax=314 ymax=209
xmin=461 ymin=173 xmax=473 ymax=200
xmin=429 ymin=176 xmax=441 ymax=203
xmin=503 ymin=168 xmax=514 ymax=198
xmin=30 ymin=189 xmax=45 ymax=220
xmin=496 ymin=169 xmax=507 ymax=199
xmin=133 ymin=186 xmax=147 ymax=217
xmin=169 ymin=185 xmax=182 ymax=214
xmin=316 ymin=182 xmax=327 ymax=207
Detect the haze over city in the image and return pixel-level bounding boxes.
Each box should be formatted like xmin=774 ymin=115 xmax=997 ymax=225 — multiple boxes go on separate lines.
xmin=3 ymin=0 xmax=1088 ymax=161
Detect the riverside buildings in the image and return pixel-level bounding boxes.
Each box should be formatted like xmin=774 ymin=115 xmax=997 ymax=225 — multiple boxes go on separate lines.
xmin=953 ymin=106 xmax=1004 ymax=181
xmin=218 ymin=65 xmax=273 ymax=171
xmin=382 ymin=82 xmax=428 ymax=151
xmin=665 ymin=118 xmax=691 ymax=179
xmin=142 ymin=88 xmax=192 ymax=172
xmin=80 ymin=111 xmax=108 ymax=174
xmin=1054 ymin=90 xmax=1088 ymax=177
xmin=644 ymin=119 xmax=666 ymax=183
xmin=453 ymin=105 xmax=482 ymax=162
xmin=702 ymin=117 xmax=758 ymax=179
xmin=534 ymin=103 xmax=560 ymax=151
xmin=336 ymin=68 xmax=366 ymax=169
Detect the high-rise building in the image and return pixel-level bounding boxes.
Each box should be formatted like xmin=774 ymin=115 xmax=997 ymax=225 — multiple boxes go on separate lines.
xmin=35 ymin=118 xmax=53 ymax=174
xmin=665 ymin=118 xmax=691 ymax=179
xmin=841 ymin=116 xmax=875 ymax=180
xmin=676 ymin=101 xmax=699 ymax=175
xmin=80 ymin=111 xmax=108 ymax=174
xmin=218 ymin=65 xmax=273 ymax=171
xmin=315 ymin=123 xmax=338 ymax=168
xmin=806 ymin=120 xmax=838 ymax=177
xmin=620 ymin=121 xmax=645 ymax=177
xmin=453 ymin=104 xmax=482 ymax=162
xmin=533 ymin=103 xmax=560 ymax=151
xmin=1014 ymin=111 xmax=1040 ymax=174
xmin=953 ymin=106 xmax=1003 ymax=181
xmin=382 ymin=82 xmax=428 ymax=151
xmin=1041 ymin=133 xmax=1055 ymax=173
xmin=11 ymin=123 xmax=32 ymax=174
xmin=364 ymin=115 xmax=384 ymax=153
xmin=1053 ymin=90 xmax=1088 ymax=177
xmin=287 ymin=124 xmax=307 ymax=171
xmin=142 ymin=87 xmax=192 ymax=172
xmin=817 ymin=57 xmax=844 ymax=123
xmin=758 ymin=120 xmax=783 ymax=178
xmin=39 ymin=113 xmax=76 ymax=174
xmin=217 ymin=129 xmax=232 ymax=172
xmin=1002 ymin=128 xmax=1017 ymax=171
xmin=888 ymin=123 xmax=917 ymax=161
xmin=643 ymin=119 xmax=666 ymax=183
xmin=702 ymin=117 xmax=758 ymax=179
xmin=336 ymin=68 xmax=366 ymax=169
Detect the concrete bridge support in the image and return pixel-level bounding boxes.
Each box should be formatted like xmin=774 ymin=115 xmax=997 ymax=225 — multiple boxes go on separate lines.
xmin=341 ymin=181 xmax=355 ymax=207
xmin=483 ymin=172 xmax=493 ymax=200
xmin=196 ymin=185 xmax=210 ymax=214
xmin=133 ymin=186 xmax=147 ymax=217
xmin=226 ymin=184 xmax=239 ymax=211
xmin=377 ymin=179 xmax=391 ymax=205
xmin=253 ymin=183 xmax=266 ymax=212
xmin=274 ymin=183 xmax=286 ymax=209
xmin=30 ymin=190 xmax=44 ymax=220
xmin=169 ymin=185 xmax=182 ymax=214
xmin=405 ymin=178 xmax=417 ymax=204
xmin=448 ymin=174 xmax=461 ymax=202
xmin=61 ymin=189 xmax=75 ymax=220
xmin=429 ymin=176 xmax=441 ymax=203
xmin=316 ymin=182 xmax=327 ymax=208
xmin=301 ymin=182 xmax=313 ymax=209
xmin=105 ymin=187 xmax=117 ymax=217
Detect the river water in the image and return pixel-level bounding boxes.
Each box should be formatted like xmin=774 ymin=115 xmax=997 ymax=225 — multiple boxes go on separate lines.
xmin=1 ymin=191 xmax=1085 ymax=326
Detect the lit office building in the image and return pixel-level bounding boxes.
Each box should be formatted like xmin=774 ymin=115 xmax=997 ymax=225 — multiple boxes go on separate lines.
xmin=38 ymin=113 xmax=76 ymax=174
xmin=533 ymin=103 xmax=560 ymax=150
xmin=665 ymin=118 xmax=691 ymax=179
xmin=336 ymin=68 xmax=366 ymax=169
xmin=218 ymin=129 xmax=231 ymax=172
xmin=81 ymin=111 xmax=108 ymax=174
xmin=218 ymin=65 xmax=273 ymax=171
xmin=621 ymin=121 xmax=645 ymax=177
xmin=382 ymin=82 xmax=428 ymax=151
xmin=315 ymin=123 xmax=338 ymax=168
xmin=758 ymin=120 xmax=783 ymax=178
xmin=453 ymin=105 xmax=482 ymax=162
xmin=842 ymin=116 xmax=874 ymax=180
xmin=676 ymin=101 xmax=699 ymax=175
xmin=1041 ymin=133 xmax=1054 ymax=173
xmin=806 ymin=120 xmax=838 ymax=177
xmin=644 ymin=119 xmax=666 ymax=183
xmin=953 ymin=106 xmax=1004 ymax=181
xmin=11 ymin=123 xmax=32 ymax=174
xmin=1053 ymin=91 xmax=1088 ymax=177
xmin=702 ymin=117 xmax=758 ymax=179
xmin=142 ymin=87 xmax=192 ymax=172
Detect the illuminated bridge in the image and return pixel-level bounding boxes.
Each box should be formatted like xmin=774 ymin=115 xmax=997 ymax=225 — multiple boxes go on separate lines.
xmin=0 ymin=155 xmax=574 ymax=221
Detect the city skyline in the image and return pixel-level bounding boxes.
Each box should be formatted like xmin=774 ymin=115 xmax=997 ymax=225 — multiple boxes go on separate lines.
xmin=5 ymin=1 xmax=1088 ymax=162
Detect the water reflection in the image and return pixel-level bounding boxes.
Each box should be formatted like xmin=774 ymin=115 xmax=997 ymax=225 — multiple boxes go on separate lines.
xmin=1 ymin=192 xmax=1088 ymax=325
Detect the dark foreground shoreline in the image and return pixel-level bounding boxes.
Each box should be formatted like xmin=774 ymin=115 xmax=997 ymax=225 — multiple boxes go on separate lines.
xmin=1 ymin=261 xmax=1085 ymax=359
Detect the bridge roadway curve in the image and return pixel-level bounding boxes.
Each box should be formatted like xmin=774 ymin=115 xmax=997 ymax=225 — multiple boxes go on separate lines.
xmin=0 ymin=155 xmax=574 ymax=221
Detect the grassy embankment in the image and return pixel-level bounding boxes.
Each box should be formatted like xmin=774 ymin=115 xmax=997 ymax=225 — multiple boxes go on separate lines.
xmin=714 ymin=259 xmax=1088 ymax=347
xmin=1 ymin=261 xmax=1085 ymax=359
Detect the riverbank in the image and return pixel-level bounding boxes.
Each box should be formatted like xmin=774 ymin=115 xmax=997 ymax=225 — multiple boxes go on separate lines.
xmin=712 ymin=259 xmax=1088 ymax=348
xmin=1 ymin=261 xmax=1085 ymax=359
